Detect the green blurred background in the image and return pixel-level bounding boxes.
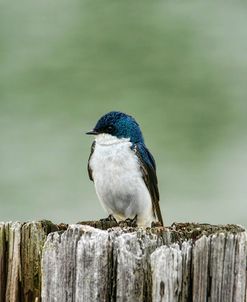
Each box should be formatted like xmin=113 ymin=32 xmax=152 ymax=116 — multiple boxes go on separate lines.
xmin=1 ymin=0 xmax=246 ymax=226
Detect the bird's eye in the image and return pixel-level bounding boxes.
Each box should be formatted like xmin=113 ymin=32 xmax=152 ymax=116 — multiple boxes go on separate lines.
xmin=107 ymin=125 xmax=113 ymax=133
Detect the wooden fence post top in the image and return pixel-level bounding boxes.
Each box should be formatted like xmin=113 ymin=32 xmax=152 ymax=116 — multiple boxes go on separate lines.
xmin=0 ymin=221 xmax=246 ymax=302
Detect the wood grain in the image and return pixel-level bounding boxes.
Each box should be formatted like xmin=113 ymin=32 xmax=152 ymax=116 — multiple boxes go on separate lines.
xmin=0 ymin=221 xmax=246 ymax=302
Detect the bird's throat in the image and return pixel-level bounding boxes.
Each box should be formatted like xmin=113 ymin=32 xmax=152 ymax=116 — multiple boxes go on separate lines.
xmin=95 ymin=134 xmax=130 ymax=146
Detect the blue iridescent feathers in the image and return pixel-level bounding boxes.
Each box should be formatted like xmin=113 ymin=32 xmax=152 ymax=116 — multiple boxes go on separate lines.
xmin=87 ymin=111 xmax=163 ymax=226
xmin=93 ymin=111 xmax=144 ymax=144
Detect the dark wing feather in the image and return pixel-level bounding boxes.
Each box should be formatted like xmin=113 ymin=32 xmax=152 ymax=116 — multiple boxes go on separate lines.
xmin=133 ymin=143 xmax=163 ymax=226
xmin=87 ymin=141 xmax=95 ymax=181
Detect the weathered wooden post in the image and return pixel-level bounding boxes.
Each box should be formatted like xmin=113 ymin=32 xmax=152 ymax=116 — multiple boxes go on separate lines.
xmin=0 ymin=221 xmax=246 ymax=302
xmin=0 ymin=221 xmax=59 ymax=302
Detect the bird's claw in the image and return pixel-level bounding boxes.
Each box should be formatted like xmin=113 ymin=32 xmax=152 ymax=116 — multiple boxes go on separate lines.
xmin=100 ymin=214 xmax=117 ymax=223
xmin=119 ymin=215 xmax=138 ymax=227
xmin=151 ymin=221 xmax=163 ymax=228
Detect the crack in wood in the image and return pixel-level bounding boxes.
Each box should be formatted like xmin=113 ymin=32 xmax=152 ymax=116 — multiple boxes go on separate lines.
xmin=0 ymin=221 xmax=246 ymax=302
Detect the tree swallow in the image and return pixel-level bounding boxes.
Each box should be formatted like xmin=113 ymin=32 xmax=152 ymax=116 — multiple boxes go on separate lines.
xmin=86 ymin=111 xmax=163 ymax=227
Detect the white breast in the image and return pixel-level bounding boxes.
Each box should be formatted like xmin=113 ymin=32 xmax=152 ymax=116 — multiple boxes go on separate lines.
xmin=89 ymin=134 xmax=155 ymax=226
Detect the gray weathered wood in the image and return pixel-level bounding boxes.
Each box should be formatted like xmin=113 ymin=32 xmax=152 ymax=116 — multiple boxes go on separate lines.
xmin=113 ymin=230 xmax=159 ymax=302
xmin=41 ymin=223 xmax=247 ymax=302
xmin=41 ymin=225 xmax=113 ymax=302
xmin=151 ymin=244 xmax=182 ymax=302
xmin=5 ymin=222 xmax=22 ymax=302
xmin=192 ymin=235 xmax=209 ymax=302
xmin=0 ymin=221 xmax=59 ymax=302
xmin=75 ymin=226 xmax=112 ymax=301
xmin=0 ymin=221 xmax=246 ymax=301
xmin=151 ymin=241 xmax=192 ymax=302
xmin=0 ymin=223 xmax=6 ymax=302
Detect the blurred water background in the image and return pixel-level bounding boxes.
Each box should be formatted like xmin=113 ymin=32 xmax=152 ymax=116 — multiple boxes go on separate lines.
xmin=0 ymin=0 xmax=247 ymax=226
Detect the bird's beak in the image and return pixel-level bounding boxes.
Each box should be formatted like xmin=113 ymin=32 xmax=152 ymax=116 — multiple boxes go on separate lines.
xmin=86 ymin=129 xmax=98 ymax=135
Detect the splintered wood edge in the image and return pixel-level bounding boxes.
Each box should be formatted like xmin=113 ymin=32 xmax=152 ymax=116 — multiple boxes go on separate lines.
xmin=1 ymin=221 xmax=246 ymax=302
xmin=71 ymin=220 xmax=246 ymax=240
xmin=41 ymin=223 xmax=247 ymax=302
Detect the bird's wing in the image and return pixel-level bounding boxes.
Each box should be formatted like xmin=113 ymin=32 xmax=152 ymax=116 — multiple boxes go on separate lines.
xmin=132 ymin=143 xmax=163 ymax=226
xmin=87 ymin=141 xmax=96 ymax=181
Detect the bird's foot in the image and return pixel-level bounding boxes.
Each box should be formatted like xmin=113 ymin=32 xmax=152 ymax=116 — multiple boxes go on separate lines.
xmin=119 ymin=215 xmax=138 ymax=228
xmin=100 ymin=214 xmax=117 ymax=223
xmin=151 ymin=221 xmax=163 ymax=228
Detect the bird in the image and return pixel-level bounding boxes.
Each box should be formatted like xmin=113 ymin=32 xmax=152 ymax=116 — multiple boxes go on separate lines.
xmin=86 ymin=111 xmax=163 ymax=227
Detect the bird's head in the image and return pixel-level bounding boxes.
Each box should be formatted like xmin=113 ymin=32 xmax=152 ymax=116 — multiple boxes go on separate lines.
xmin=86 ymin=111 xmax=144 ymax=143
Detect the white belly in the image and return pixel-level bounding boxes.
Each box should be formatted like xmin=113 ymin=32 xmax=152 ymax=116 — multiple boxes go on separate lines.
xmin=89 ymin=134 xmax=154 ymax=227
